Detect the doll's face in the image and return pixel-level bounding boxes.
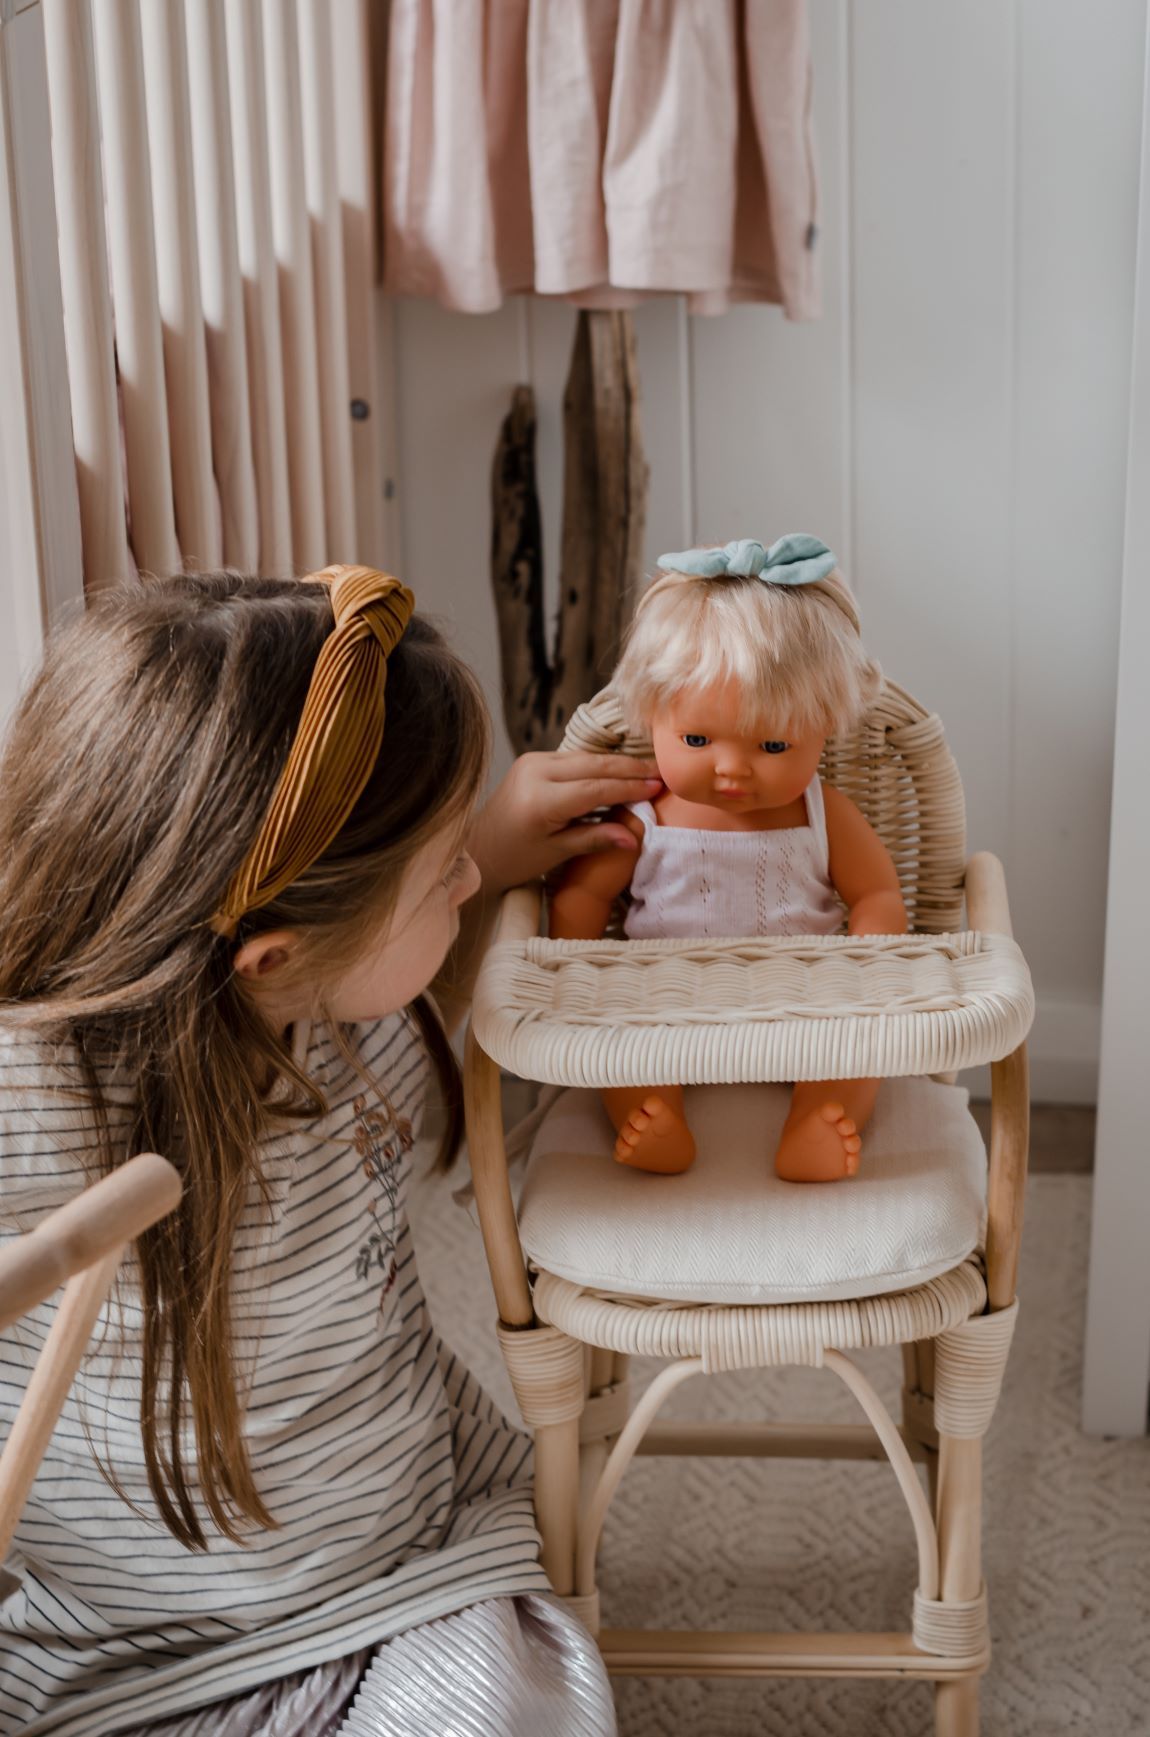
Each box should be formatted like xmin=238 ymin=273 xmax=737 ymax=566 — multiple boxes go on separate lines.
xmin=649 ymin=677 xmax=826 ymax=815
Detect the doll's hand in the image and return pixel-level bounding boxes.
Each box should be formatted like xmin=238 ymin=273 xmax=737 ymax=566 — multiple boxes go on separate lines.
xmin=468 ymin=750 xmax=663 ymax=896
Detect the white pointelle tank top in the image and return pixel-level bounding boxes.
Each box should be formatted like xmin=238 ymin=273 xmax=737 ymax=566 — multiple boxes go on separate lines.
xmin=622 ymin=776 xmax=844 ymax=941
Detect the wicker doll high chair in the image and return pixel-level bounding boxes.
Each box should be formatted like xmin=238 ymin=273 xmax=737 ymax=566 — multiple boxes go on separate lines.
xmin=463 ymin=677 xmax=1033 ymax=1736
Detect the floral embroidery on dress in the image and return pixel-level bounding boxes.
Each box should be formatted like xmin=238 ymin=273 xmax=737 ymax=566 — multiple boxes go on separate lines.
xmin=352 ymin=1092 xmax=414 ymax=1309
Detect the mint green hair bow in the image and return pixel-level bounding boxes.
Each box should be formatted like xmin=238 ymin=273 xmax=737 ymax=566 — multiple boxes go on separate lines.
xmin=656 ymin=534 xmax=837 ymax=587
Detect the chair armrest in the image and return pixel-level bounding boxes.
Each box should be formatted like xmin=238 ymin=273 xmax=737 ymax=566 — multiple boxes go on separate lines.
xmin=964 ymin=851 xmax=1013 ymax=937
xmin=494 ymin=881 xmax=545 ymax=945
xmin=471 ymin=920 xmax=1035 ymax=1088
xmin=0 ymin=1153 xmax=182 ymax=1332
xmin=961 ymin=855 xmax=1030 ymax=1310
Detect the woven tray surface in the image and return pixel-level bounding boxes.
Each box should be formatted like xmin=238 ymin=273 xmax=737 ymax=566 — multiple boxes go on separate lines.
xmin=472 ymin=930 xmax=1034 ymax=1085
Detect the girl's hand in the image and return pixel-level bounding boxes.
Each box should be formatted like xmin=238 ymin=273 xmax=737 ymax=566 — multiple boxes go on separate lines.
xmin=468 ymin=750 xmax=663 ymax=896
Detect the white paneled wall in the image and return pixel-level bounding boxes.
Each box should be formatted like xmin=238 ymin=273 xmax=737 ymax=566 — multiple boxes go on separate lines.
xmin=385 ymin=1 xmax=1146 ymax=1104
xmin=1083 ymin=6 xmax=1150 ymax=1435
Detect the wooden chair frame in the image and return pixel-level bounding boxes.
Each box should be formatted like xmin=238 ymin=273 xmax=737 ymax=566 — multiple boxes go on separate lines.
xmin=463 ymin=681 xmax=1031 ymax=1736
xmin=0 ymin=1152 xmax=182 ymax=1569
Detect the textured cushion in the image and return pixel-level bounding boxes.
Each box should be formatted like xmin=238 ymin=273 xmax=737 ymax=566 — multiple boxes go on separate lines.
xmin=517 ymin=1079 xmax=987 ymax=1305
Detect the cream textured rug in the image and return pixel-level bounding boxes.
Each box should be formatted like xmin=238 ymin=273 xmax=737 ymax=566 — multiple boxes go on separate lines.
xmin=410 ymin=1164 xmax=1150 ymax=1736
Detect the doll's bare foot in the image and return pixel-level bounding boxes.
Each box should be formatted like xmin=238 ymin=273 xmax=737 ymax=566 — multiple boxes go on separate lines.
xmin=613 ymin=1094 xmax=697 ymax=1174
xmin=775 ymin=1100 xmax=862 ymax=1183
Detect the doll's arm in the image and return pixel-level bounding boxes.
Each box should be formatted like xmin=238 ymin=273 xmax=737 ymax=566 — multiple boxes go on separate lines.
xmin=547 ymin=807 xmax=642 ymax=941
xmin=823 ymin=784 xmax=908 ymax=937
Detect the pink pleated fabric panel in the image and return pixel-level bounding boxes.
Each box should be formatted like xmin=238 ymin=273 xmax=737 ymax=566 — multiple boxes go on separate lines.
xmin=381 ymin=0 xmax=819 ymax=320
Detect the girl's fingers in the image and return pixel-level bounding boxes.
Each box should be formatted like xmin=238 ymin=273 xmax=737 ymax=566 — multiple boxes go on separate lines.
xmin=542 ymin=751 xmax=661 ymax=782
xmin=547 ymin=775 xmax=663 ymax=816
xmin=551 ymin=823 xmax=638 ymax=858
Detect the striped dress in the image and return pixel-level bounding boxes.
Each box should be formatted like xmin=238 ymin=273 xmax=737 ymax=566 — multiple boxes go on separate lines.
xmin=0 ymin=1013 xmax=576 ymax=1736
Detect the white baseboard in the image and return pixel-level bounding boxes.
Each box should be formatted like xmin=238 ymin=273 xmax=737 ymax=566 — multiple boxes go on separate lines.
xmin=961 ymin=994 xmax=1099 ymax=1105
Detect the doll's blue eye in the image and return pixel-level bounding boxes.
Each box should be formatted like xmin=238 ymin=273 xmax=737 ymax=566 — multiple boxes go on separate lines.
xmin=760 ymin=741 xmax=789 ymax=755
xmin=681 ymin=734 xmax=710 ymax=748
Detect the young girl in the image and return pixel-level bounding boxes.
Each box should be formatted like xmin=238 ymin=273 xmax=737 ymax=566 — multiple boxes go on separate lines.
xmin=549 ymin=536 xmax=908 ymax=1185
xmin=0 ymin=568 xmax=659 ymax=1737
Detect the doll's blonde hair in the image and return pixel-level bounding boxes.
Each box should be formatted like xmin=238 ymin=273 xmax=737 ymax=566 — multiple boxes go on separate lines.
xmin=612 ymin=564 xmax=882 ymax=740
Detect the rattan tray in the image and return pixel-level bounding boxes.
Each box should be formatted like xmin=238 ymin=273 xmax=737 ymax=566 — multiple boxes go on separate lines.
xmin=471 ymin=930 xmax=1035 ymax=1086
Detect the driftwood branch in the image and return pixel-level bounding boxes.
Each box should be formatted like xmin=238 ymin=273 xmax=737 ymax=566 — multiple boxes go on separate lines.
xmin=490 ymin=384 xmax=550 ymax=748
xmin=491 ymin=310 xmax=649 ymax=755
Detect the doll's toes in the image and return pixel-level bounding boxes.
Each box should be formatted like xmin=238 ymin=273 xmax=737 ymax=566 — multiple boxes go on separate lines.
xmin=613 ymin=1111 xmax=648 ymax=1160
xmin=614 ymin=1097 xmax=697 ymax=1173
xmin=777 ymin=1104 xmax=860 ymax=1183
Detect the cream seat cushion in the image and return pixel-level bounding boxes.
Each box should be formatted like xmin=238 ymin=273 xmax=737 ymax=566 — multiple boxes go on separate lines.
xmin=517 ymin=1078 xmax=987 ymax=1305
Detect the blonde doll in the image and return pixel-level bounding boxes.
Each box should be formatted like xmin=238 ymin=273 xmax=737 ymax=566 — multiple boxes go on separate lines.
xmin=549 ymin=535 xmax=908 ymax=1185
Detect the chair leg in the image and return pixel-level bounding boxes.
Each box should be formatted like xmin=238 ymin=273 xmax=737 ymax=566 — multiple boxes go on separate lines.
xmin=933 ymin=1433 xmax=983 ymax=1736
xmin=902 ymin=1338 xmax=939 ymax=1512
xmin=495 ymin=1318 xmax=587 ymax=1602
xmin=535 ymin=1415 xmax=581 ymax=1596
xmin=921 ymin=1341 xmax=939 ymax=1514
xmin=589 ymin=1346 xmax=614 ymax=1393
xmin=579 ymin=1347 xmax=621 ymax=1526
xmin=935 ymin=1678 xmax=980 ymax=1736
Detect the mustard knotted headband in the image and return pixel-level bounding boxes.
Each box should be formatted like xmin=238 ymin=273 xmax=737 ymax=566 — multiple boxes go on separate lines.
xmin=210 ymin=565 xmax=415 ymax=938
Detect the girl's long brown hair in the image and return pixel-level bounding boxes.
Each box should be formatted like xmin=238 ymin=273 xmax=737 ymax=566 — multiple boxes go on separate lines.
xmin=0 ymin=574 xmax=490 ymax=1549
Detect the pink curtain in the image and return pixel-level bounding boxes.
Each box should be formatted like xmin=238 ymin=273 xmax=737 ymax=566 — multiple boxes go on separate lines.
xmin=382 ymin=0 xmax=819 ymax=320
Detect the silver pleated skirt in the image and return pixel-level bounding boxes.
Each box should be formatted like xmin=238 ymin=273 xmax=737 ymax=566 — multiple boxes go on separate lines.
xmin=116 ymin=1594 xmax=616 ymax=1737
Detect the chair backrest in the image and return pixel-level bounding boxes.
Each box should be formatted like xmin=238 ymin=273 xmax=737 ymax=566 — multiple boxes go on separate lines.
xmin=558 ymin=678 xmax=967 ymax=934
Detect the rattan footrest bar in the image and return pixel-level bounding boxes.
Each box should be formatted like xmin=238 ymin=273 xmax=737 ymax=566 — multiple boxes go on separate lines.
xmin=472 ymin=930 xmax=1034 ymax=1086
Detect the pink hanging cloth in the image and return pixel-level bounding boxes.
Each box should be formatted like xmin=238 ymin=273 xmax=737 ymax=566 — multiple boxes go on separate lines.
xmin=381 ymin=0 xmax=820 ymax=320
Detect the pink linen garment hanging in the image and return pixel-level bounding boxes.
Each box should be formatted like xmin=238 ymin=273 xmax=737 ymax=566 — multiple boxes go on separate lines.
xmin=382 ymin=0 xmax=820 ymax=320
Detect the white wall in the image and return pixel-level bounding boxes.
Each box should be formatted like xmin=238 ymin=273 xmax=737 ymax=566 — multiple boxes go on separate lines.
xmin=1082 ymin=10 xmax=1150 ymax=1434
xmin=384 ymin=0 xmax=1147 ymax=1106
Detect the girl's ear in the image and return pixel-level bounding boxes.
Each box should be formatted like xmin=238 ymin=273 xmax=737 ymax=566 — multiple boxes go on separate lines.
xmin=232 ymin=929 xmax=301 ymax=982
